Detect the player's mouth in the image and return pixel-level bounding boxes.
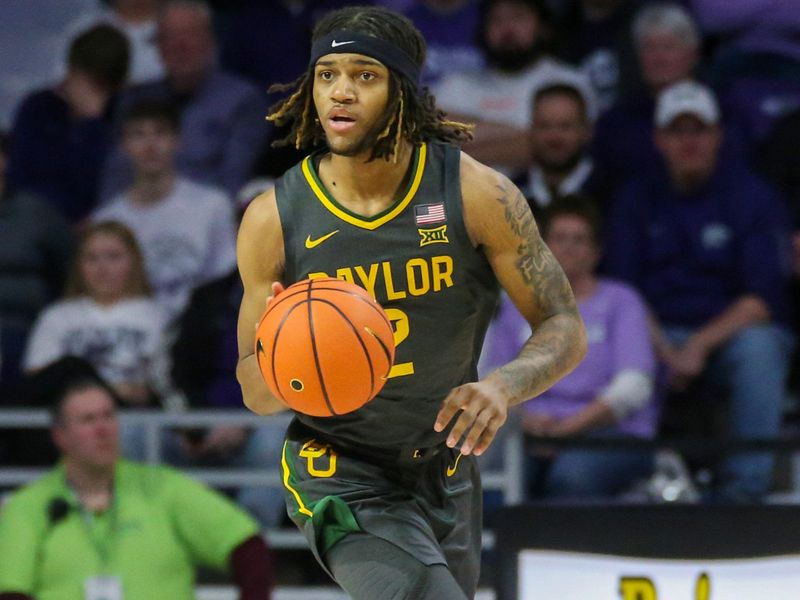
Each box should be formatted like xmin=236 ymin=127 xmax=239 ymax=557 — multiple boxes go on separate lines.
xmin=328 ymin=110 xmax=357 ymax=133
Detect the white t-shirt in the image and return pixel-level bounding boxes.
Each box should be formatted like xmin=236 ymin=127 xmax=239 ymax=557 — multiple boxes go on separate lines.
xmin=93 ymin=178 xmax=237 ymax=323
xmin=433 ymin=58 xmax=595 ymax=128
xmin=23 ymin=297 xmax=167 ymax=386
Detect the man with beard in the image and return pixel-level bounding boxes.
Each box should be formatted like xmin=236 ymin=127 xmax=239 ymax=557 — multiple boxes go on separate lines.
xmin=434 ymin=0 xmax=588 ymax=177
xmin=236 ymin=5 xmax=586 ymax=598
xmin=524 ymin=82 xmax=610 ymax=215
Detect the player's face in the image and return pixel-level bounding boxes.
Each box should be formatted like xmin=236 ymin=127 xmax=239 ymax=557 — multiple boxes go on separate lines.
xmin=638 ymin=31 xmax=697 ymax=91
xmin=531 ymin=95 xmax=591 ymax=170
xmin=313 ymin=53 xmax=392 ymax=158
xmin=545 ymin=214 xmax=599 ymax=280
xmin=655 ymin=114 xmax=722 ymax=184
xmin=53 ymin=388 xmax=119 ymax=469
xmin=79 ymin=232 xmax=135 ymax=304
xmin=122 ymin=119 xmax=178 ymax=176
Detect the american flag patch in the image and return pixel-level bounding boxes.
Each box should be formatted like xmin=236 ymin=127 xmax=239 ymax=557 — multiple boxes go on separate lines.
xmin=414 ymin=203 xmax=447 ymax=225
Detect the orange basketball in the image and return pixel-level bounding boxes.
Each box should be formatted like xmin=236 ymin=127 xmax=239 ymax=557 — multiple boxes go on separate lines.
xmin=254 ymin=277 xmax=395 ymax=417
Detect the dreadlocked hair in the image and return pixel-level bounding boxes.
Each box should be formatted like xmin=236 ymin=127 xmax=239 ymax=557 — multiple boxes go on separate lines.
xmin=266 ymin=5 xmax=473 ymax=162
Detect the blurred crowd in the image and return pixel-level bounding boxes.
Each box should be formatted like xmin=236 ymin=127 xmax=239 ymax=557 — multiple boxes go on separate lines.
xmin=1 ymin=0 xmax=800 ymax=525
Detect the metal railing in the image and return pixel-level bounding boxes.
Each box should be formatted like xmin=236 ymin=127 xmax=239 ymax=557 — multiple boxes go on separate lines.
xmin=0 ymin=409 xmax=524 ymax=549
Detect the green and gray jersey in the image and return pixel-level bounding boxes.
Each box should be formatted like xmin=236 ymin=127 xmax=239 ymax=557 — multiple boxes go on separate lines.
xmin=275 ymin=141 xmax=499 ymax=449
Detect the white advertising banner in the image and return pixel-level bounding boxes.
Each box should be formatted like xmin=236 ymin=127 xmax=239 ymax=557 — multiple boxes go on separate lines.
xmin=518 ymin=550 xmax=800 ymax=600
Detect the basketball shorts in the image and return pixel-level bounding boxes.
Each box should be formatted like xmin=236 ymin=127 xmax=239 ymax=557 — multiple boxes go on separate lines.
xmin=280 ymin=419 xmax=482 ymax=597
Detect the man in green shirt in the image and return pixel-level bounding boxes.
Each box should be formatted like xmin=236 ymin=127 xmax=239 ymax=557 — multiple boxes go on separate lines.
xmin=0 ymin=377 xmax=273 ymax=600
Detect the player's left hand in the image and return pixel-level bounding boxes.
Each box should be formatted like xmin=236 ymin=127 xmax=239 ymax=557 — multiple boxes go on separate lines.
xmin=434 ymin=379 xmax=511 ymax=456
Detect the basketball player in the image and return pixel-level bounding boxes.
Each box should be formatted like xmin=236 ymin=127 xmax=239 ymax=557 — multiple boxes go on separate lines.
xmin=236 ymin=6 xmax=586 ymax=599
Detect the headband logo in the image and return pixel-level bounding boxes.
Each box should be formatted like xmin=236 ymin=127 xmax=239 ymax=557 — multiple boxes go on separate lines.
xmin=331 ymin=40 xmax=355 ymax=48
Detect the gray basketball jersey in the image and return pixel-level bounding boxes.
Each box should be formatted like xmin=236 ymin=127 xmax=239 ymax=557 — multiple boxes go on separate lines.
xmin=275 ymin=141 xmax=499 ymax=448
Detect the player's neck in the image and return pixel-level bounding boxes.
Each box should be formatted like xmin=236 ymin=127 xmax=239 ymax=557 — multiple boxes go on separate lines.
xmin=322 ymin=141 xmax=415 ymax=216
xmin=129 ymin=171 xmax=175 ymax=205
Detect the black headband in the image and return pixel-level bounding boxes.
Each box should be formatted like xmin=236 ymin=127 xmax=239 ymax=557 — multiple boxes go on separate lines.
xmin=309 ymin=31 xmax=420 ymax=86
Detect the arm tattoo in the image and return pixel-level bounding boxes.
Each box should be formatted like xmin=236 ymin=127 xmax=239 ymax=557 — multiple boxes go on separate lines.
xmin=494 ymin=181 xmax=574 ymax=314
xmin=491 ymin=181 xmax=586 ymax=404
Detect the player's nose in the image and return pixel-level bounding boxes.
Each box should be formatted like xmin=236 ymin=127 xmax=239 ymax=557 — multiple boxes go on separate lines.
xmin=331 ymin=77 xmax=357 ymax=103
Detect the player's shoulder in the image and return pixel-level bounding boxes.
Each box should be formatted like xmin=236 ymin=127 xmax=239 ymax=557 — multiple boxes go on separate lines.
xmin=241 ymin=186 xmax=278 ymax=228
xmin=238 ymin=185 xmax=283 ymax=251
xmin=458 ymin=152 xmax=509 ymax=198
xmin=458 ymin=151 xmax=522 ymax=213
xmin=457 ymin=152 xmax=529 ymax=245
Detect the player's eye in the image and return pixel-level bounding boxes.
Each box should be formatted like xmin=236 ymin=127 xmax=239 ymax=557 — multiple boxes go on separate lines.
xmin=318 ymin=71 xmax=334 ymax=81
xmin=360 ymin=72 xmax=376 ymax=81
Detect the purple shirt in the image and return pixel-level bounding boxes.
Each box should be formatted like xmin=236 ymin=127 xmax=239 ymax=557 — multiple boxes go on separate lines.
xmin=479 ymin=279 xmax=657 ymax=437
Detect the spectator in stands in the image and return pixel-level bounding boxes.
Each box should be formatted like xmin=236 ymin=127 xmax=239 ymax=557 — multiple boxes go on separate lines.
xmin=0 ymin=0 xmax=102 ymax=129
xmin=6 ymin=24 xmax=130 ymax=223
xmin=403 ymin=0 xmax=484 ymax=87
xmin=482 ymin=196 xmax=657 ymax=499
xmin=0 ymin=377 xmax=273 ymax=600
xmin=166 ymin=198 xmax=287 ymax=527
xmin=0 ymin=132 xmax=75 ymax=390
xmin=524 ymin=81 xmax=609 ymax=214
xmin=694 ymin=0 xmax=800 ymax=152
xmin=434 ymin=0 xmax=588 ymax=176
xmin=691 ymin=0 xmax=800 ymax=85
xmin=556 ymin=0 xmax=641 ymax=110
xmin=22 ymin=222 xmax=171 ymax=459
xmin=102 ymin=0 xmax=267 ymax=200
xmin=605 ymin=81 xmax=793 ymax=503
xmin=93 ymin=99 xmax=237 ymax=325
xmin=592 ymin=2 xmax=703 ymax=193
xmin=67 ymin=0 xmax=166 ymax=86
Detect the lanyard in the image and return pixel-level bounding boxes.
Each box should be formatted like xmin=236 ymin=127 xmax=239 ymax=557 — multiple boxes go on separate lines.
xmin=66 ymin=485 xmax=120 ymax=573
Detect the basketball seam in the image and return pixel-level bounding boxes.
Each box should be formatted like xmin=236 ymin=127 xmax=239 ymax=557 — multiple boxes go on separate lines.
xmin=270 ymin=301 xmax=309 ymax=403
xmin=362 ymin=326 xmax=393 ymax=384
xmin=267 ymin=280 xmax=391 ymax=334
xmin=310 ymin=298 xmax=376 ymax=403
xmin=307 ymin=280 xmax=337 ymax=416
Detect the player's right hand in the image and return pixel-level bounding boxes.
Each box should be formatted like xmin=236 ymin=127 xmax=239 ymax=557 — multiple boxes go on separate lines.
xmin=267 ymin=281 xmax=285 ymax=306
xmin=255 ymin=281 xmax=286 ymax=330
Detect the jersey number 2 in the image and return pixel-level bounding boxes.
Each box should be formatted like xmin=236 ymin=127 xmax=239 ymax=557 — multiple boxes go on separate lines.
xmin=385 ymin=308 xmax=414 ymax=378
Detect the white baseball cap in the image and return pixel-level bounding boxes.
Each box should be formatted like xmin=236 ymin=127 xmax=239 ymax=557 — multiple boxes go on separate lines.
xmin=655 ymin=80 xmax=720 ymax=128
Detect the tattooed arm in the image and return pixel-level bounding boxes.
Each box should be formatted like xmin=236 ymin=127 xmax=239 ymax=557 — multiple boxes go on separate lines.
xmin=434 ymin=154 xmax=587 ymax=455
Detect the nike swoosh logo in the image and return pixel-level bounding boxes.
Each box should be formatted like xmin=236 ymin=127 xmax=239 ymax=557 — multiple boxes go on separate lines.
xmin=305 ymin=230 xmax=340 ymax=249
xmin=446 ymin=453 xmax=463 ymax=477
xmin=331 ymin=40 xmax=355 ymax=47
